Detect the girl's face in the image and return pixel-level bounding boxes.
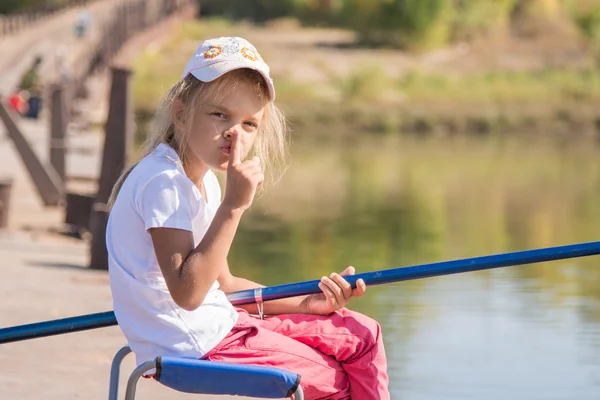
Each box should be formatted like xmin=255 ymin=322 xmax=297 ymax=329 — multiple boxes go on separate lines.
xmin=176 ymin=80 xmax=266 ymax=176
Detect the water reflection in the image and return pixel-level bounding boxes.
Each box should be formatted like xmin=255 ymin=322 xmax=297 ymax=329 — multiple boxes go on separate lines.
xmin=228 ymin=133 xmax=600 ymax=399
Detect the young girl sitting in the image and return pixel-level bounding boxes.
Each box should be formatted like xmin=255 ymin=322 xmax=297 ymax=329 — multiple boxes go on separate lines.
xmin=106 ymin=36 xmax=390 ymax=399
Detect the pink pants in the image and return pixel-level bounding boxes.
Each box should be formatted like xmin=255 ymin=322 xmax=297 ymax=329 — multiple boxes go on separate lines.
xmin=202 ymin=308 xmax=390 ymax=400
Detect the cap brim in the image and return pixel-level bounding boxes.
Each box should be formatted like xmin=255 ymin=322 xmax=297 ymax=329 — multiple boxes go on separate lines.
xmin=186 ymin=61 xmax=276 ymax=101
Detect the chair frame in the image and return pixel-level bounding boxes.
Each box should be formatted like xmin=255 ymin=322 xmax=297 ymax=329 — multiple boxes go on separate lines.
xmin=108 ymin=346 xmax=304 ymax=400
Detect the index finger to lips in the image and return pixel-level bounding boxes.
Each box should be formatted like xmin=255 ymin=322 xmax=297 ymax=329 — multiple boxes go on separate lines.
xmin=229 ymin=131 xmax=242 ymax=167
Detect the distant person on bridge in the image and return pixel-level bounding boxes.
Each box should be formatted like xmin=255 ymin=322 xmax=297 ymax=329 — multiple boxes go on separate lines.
xmin=19 ymin=55 xmax=44 ymax=120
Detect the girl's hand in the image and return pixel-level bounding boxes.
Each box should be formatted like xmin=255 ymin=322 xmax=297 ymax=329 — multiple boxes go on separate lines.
xmin=222 ymin=131 xmax=264 ymax=211
xmin=305 ymin=266 xmax=366 ymax=315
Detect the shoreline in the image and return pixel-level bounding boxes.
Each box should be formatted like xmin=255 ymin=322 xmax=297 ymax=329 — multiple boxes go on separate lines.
xmin=130 ymin=18 xmax=600 ymax=139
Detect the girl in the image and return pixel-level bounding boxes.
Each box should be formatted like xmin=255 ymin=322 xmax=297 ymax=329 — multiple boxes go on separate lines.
xmin=106 ymin=36 xmax=389 ymax=399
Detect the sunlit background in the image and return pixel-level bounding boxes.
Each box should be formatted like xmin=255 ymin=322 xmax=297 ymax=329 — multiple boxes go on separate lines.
xmin=3 ymin=0 xmax=600 ymax=398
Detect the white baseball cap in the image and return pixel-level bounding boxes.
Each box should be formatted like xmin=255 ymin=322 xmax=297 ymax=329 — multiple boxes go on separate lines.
xmin=182 ymin=36 xmax=276 ymax=100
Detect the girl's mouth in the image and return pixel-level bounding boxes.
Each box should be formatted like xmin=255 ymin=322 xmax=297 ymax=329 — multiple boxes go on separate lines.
xmin=221 ymin=146 xmax=231 ymax=154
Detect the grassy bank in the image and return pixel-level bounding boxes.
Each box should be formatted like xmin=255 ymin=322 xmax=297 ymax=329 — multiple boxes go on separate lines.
xmin=282 ymin=66 xmax=600 ymax=137
xmin=131 ymin=19 xmax=600 ymax=139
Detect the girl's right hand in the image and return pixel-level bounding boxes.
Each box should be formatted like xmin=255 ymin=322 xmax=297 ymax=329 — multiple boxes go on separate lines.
xmin=222 ymin=132 xmax=264 ymax=211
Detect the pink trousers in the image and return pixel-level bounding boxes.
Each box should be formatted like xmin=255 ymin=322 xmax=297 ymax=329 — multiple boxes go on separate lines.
xmin=202 ymin=308 xmax=390 ymax=400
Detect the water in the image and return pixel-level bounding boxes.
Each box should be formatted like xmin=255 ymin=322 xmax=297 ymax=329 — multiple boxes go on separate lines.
xmin=227 ymin=132 xmax=600 ymax=399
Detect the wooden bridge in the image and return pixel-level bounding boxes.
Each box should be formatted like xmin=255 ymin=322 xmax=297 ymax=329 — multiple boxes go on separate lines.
xmin=0 ymin=0 xmax=196 ymax=268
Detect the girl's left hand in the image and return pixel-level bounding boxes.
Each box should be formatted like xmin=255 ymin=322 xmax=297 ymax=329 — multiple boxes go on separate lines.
xmin=305 ymin=266 xmax=366 ymax=315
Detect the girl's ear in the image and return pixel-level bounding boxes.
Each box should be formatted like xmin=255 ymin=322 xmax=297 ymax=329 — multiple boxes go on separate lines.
xmin=171 ymin=99 xmax=187 ymax=133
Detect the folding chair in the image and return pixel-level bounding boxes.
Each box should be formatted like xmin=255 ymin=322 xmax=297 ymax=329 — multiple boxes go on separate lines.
xmin=108 ymin=346 xmax=304 ymax=400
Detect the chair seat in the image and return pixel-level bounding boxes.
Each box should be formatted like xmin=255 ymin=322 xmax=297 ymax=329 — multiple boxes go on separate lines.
xmin=109 ymin=346 xmax=304 ymax=400
xmin=155 ymin=356 xmax=301 ymax=398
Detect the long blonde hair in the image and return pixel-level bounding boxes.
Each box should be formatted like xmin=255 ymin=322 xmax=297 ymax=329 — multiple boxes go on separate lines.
xmin=108 ymin=69 xmax=289 ymax=208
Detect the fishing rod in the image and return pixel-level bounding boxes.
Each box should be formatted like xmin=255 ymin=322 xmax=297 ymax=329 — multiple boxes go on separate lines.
xmin=1 ymin=240 xmax=600 ymax=345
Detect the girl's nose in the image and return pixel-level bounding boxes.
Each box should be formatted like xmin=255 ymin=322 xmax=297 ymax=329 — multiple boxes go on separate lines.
xmin=222 ymin=127 xmax=238 ymax=141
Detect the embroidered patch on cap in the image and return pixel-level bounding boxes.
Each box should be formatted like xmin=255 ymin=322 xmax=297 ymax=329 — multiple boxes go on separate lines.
xmin=241 ymin=47 xmax=258 ymax=61
xmin=203 ymin=46 xmax=222 ymax=59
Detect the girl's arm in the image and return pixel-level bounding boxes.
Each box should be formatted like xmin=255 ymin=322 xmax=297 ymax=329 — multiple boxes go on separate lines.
xmin=149 ymin=205 xmax=245 ymax=311
xmin=150 ymin=132 xmax=263 ymax=311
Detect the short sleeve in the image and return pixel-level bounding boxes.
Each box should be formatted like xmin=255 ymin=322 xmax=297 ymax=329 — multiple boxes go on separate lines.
xmin=136 ymin=171 xmax=199 ymax=232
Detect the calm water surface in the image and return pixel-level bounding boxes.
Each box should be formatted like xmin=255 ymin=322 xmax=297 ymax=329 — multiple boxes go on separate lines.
xmin=227 ymin=133 xmax=600 ymax=399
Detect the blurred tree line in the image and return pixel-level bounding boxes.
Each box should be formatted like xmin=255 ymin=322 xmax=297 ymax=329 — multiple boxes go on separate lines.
xmin=0 ymin=0 xmax=78 ymax=14
xmin=198 ymin=0 xmax=600 ymax=50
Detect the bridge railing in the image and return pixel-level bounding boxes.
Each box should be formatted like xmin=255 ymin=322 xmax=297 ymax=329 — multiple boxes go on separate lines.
xmin=0 ymin=0 xmax=95 ymax=38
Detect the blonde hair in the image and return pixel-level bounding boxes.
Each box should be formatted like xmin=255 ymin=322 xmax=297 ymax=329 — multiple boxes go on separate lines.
xmin=108 ymin=69 xmax=289 ymax=208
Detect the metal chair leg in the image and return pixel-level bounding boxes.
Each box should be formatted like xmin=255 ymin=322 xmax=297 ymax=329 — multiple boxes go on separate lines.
xmin=124 ymin=361 xmax=158 ymax=400
xmin=108 ymin=346 xmax=132 ymax=400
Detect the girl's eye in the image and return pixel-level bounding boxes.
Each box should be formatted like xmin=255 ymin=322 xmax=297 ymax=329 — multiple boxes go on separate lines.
xmin=211 ymin=112 xmax=227 ymax=119
xmin=244 ymin=121 xmax=258 ymax=129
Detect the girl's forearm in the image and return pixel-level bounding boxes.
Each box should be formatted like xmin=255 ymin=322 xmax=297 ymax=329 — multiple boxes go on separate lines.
xmin=178 ymin=204 xmax=245 ymax=309
xmin=262 ymin=295 xmax=311 ymax=315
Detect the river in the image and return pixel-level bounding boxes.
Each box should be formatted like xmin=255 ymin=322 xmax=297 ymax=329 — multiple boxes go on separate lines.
xmin=227 ymin=132 xmax=600 ymax=399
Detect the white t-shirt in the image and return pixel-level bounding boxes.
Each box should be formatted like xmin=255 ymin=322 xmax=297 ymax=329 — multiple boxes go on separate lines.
xmin=107 ymin=143 xmax=238 ymax=366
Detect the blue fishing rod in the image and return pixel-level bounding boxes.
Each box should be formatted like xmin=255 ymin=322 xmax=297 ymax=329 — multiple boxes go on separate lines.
xmin=1 ymin=240 xmax=600 ymax=344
